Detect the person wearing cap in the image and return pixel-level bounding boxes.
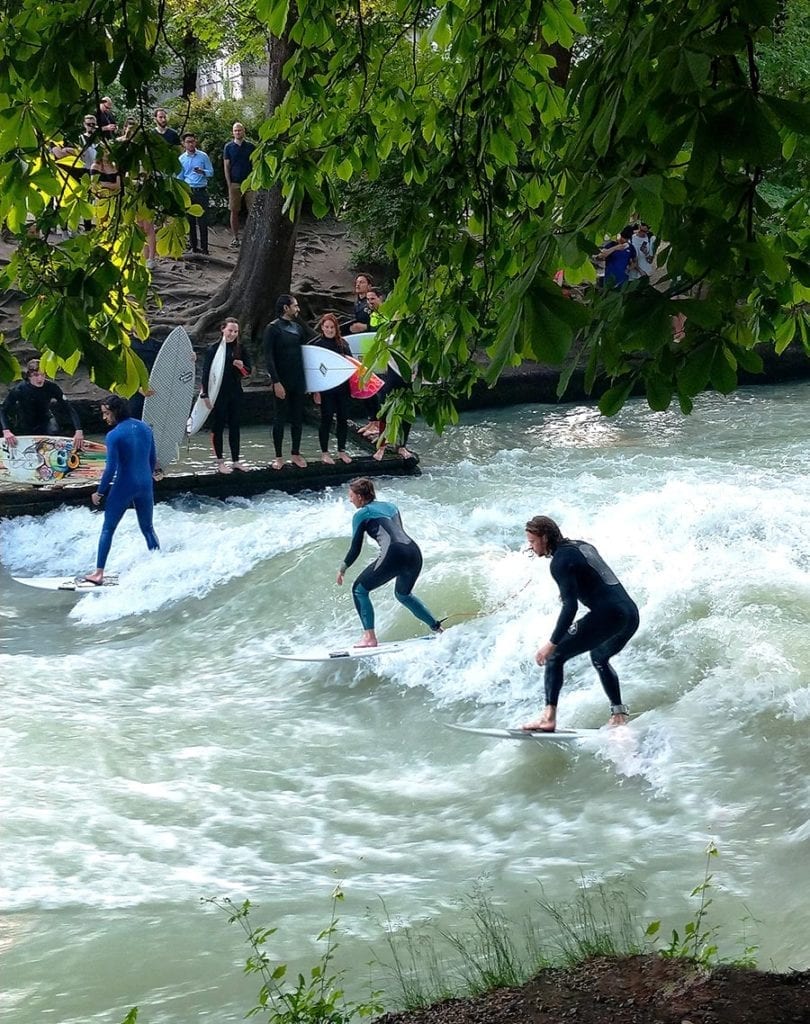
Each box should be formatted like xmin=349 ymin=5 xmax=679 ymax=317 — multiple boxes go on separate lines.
xmin=1 ymin=359 xmax=84 ymax=450
xmin=522 ymin=515 xmax=639 ymax=732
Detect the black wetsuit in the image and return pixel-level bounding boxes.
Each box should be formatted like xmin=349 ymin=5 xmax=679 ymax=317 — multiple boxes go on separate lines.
xmin=129 ymin=337 xmax=163 ymax=420
xmin=0 ymin=380 xmax=81 ymax=436
xmin=340 ymin=500 xmax=440 ymax=631
xmin=311 ymin=334 xmax=351 ymax=452
xmin=202 ymin=340 xmax=251 ymax=461
xmin=263 ymin=318 xmax=311 ymax=457
xmin=544 ymin=540 xmax=639 ymax=708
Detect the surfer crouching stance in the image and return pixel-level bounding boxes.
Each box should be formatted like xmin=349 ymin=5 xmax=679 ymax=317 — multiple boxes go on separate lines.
xmin=522 ymin=515 xmax=639 ymax=732
xmin=336 ymin=477 xmax=443 ymax=648
xmin=85 ymin=396 xmax=160 ymax=585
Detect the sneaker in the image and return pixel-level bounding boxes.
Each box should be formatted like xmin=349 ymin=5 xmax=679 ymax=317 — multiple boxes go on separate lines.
xmin=229 ymin=237 xmax=240 ymax=248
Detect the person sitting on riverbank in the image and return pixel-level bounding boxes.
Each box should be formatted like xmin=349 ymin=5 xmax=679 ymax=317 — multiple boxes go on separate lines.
xmin=312 ymin=312 xmax=352 ymax=466
xmin=1 ymin=359 xmax=84 ymax=451
xmin=348 ymin=273 xmax=374 ymax=334
xmin=521 ymin=515 xmax=639 ymax=733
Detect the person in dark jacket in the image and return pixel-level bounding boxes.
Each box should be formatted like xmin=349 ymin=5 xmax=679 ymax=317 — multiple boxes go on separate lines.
xmin=201 ymin=318 xmax=251 ymax=473
xmin=522 ymin=515 xmax=639 ymax=732
xmin=263 ymin=294 xmax=311 ymax=470
xmin=1 ymin=359 xmax=84 ymax=450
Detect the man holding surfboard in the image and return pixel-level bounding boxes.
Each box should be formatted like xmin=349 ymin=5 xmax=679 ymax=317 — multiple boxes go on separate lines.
xmin=522 ymin=515 xmax=639 ymax=733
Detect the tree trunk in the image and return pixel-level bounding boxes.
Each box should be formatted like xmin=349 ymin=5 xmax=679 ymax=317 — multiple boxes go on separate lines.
xmin=189 ymin=30 xmax=299 ymax=354
xmin=181 ymin=30 xmax=199 ymax=99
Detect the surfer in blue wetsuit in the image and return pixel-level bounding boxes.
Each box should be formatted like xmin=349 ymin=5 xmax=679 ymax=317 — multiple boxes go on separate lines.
xmin=84 ymin=396 xmax=160 ymax=585
xmin=522 ymin=515 xmax=639 ymax=732
xmin=336 ymin=477 xmax=443 ymax=648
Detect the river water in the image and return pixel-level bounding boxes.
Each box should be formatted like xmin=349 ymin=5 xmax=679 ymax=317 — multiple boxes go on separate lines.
xmin=2 ymin=385 xmax=809 ymax=1023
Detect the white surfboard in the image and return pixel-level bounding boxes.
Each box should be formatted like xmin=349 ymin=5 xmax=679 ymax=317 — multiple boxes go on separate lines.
xmin=448 ymin=723 xmax=599 ymax=742
xmin=187 ymin=338 xmax=227 ymax=435
xmin=13 ymin=574 xmax=119 ymax=592
xmin=271 ymin=634 xmax=438 ymax=662
xmin=302 ymin=345 xmax=357 ymax=393
xmin=142 ymin=326 xmax=196 ymax=467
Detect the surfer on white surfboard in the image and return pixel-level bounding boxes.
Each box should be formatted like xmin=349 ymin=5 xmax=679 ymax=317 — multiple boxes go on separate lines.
xmin=336 ymin=477 xmax=444 ymax=648
xmin=522 ymin=515 xmax=639 ymax=733
xmin=84 ymin=396 xmax=160 ymax=586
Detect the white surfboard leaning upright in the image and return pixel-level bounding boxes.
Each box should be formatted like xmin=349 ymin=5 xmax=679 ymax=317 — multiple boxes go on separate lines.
xmin=271 ymin=634 xmax=438 ymax=662
xmin=142 ymin=326 xmax=196 ymax=468
xmin=302 ymin=345 xmax=357 ymax=393
xmin=447 ymin=724 xmax=599 ymax=743
xmin=187 ymin=337 xmax=227 ymax=436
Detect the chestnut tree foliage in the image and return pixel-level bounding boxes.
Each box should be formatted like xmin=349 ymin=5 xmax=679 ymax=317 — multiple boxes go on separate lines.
xmin=0 ymin=0 xmax=808 ymax=427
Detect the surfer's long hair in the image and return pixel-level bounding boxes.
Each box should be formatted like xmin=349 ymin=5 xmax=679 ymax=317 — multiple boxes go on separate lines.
xmin=103 ymin=394 xmax=131 ymax=423
xmin=317 ymin=312 xmax=349 ymax=355
xmin=525 ymin=515 xmax=564 ymax=553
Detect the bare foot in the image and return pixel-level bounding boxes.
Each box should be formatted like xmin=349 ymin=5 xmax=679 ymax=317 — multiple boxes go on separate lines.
xmin=337 ymin=451 xmax=352 ymax=464
xmin=216 ymin=460 xmax=233 ymax=474
xmin=608 ymin=713 xmax=629 ymax=727
xmin=372 ymin=446 xmax=386 ymax=461
xmin=353 ymin=638 xmax=379 ymax=648
xmin=521 ymin=709 xmax=556 ymax=733
xmin=231 ymin=461 xmax=248 ymax=471
xmin=321 ymin=452 xmax=335 ymax=465
xmin=291 ymin=454 xmax=308 ymax=469
xmin=270 ymin=458 xmax=285 ymax=471
xmin=83 ymin=570 xmax=104 ymax=585
xmin=353 ymin=629 xmax=378 ymax=648
xmin=397 ymin=446 xmax=414 ymax=460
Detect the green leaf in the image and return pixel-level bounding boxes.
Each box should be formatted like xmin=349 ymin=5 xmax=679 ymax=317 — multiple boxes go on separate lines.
xmin=256 ymin=0 xmax=290 ymax=37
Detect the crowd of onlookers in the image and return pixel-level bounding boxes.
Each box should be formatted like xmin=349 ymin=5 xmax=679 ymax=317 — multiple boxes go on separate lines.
xmin=42 ymin=99 xmax=256 ymax=264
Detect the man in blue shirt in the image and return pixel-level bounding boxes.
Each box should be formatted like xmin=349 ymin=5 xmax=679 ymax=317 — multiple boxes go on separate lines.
xmin=177 ymin=132 xmax=214 ymax=255
xmin=223 ymin=122 xmax=256 ymax=248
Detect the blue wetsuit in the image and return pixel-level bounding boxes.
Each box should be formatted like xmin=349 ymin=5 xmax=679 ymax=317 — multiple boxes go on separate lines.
xmin=544 ymin=540 xmax=639 ymax=708
xmin=340 ymin=500 xmax=440 ymax=631
xmin=95 ymin=419 xmax=160 ymax=569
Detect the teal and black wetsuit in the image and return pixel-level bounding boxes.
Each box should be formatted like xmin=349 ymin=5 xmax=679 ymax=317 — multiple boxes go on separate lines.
xmin=544 ymin=539 xmax=639 ymax=708
xmin=340 ymin=500 xmax=441 ymax=632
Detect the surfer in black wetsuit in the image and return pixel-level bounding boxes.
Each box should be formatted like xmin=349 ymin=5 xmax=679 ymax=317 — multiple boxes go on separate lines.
xmin=1 ymin=359 xmax=84 ymax=450
xmin=336 ymin=476 xmax=443 ymax=648
xmin=202 ymin=317 xmax=251 ymax=473
xmin=263 ymin=294 xmax=313 ymax=470
xmin=522 ymin=515 xmax=639 ymax=732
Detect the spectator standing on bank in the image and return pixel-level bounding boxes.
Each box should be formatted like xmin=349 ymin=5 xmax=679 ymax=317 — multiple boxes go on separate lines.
xmin=177 ymin=132 xmax=214 ymax=255
xmin=223 ymin=122 xmax=256 ymax=248
xmin=153 ymin=108 xmax=181 ymax=147
xmin=96 ymin=96 xmax=117 ymax=138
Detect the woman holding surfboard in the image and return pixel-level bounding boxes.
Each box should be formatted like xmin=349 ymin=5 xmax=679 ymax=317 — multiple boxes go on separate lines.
xmin=336 ymin=477 xmax=443 ymax=648
xmin=201 ymin=318 xmax=251 ymax=473
xmin=311 ymin=313 xmax=353 ymax=466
